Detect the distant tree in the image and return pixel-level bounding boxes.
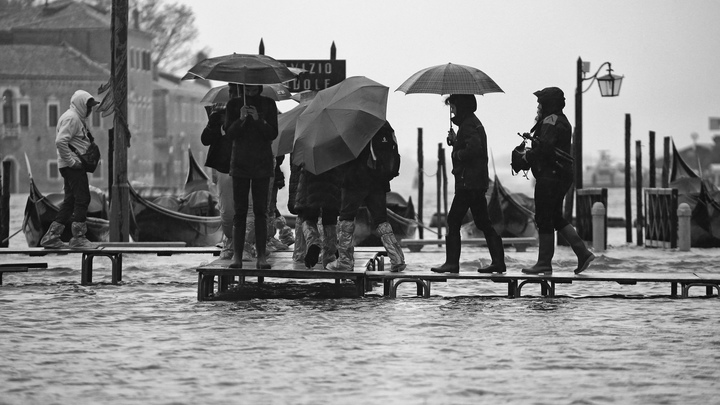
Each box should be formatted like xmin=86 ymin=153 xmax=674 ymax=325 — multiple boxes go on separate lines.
xmin=0 ymin=0 xmax=37 ymax=13
xmin=91 ymin=0 xmax=202 ymax=74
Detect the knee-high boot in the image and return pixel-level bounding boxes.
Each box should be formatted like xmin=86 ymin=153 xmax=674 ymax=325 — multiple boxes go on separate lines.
xmin=377 ymin=222 xmax=406 ymax=272
xmin=302 ymin=219 xmax=321 ymax=268
xmin=229 ymin=216 xmax=246 ymax=269
xmin=292 ymin=216 xmax=306 ymax=263
xmin=326 ymin=220 xmax=354 ymax=271
xmin=255 ymin=214 xmax=271 ymax=270
xmin=431 ymin=232 xmax=461 ymax=273
xmin=321 ymin=224 xmax=337 ymax=269
xmin=477 ymin=233 xmax=506 ymax=273
xmin=558 ymin=224 xmax=595 ymax=274
xmin=522 ymin=233 xmax=554 ymax=274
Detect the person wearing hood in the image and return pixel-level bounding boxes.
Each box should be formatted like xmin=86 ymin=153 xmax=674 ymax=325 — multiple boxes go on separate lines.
xmin=225 ymin=84 xmax=278 ymax=269
xmin=40 ymin=90 xmax=100 ymax=249
xmin=520 ymin=87 xmax=595 ymax=274
xmin=430 ymin=95 xmax=506 ymax=274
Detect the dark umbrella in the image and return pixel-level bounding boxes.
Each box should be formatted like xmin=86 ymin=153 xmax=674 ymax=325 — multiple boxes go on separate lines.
xmin=182 ymin=53 xmax=297 ymax=85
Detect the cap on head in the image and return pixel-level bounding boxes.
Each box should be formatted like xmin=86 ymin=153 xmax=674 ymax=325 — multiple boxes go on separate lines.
xmin=533 ymin=87 xmax=565 ymax=111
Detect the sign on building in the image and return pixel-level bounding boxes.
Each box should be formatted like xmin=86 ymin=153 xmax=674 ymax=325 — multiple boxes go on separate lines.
xmin=280 ymin=59 xmax=346 ymax=92
xmin=710 ymin=117 xmax=720 ymax=131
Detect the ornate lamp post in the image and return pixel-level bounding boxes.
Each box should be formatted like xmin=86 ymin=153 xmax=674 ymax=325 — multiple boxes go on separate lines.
xmin=575 ymin=57 xmax=624 ymax=191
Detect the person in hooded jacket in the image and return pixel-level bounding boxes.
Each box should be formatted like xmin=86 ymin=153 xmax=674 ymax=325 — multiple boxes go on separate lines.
xmin=520 ymin=87 xmax=595 ymax=274
xmin=430 ymin=95 xmax=506 ymax=274
xmin=40 ymin=90 xmax=100 ymax=249
xmin=225 ymin=84 xmax=278 ymax=269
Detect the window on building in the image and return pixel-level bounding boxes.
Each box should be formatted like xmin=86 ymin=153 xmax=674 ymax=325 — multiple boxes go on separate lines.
xmin=48 ymin=104 xmax=59 ymax=127
xmin=19 ymin=104 xmax=30 ymax=127
xmin=48 ymin=161 xmax=59 ymax=179
xmin=92 ymin=109 xmax=101 ymax=128
xmin=3 ymin=90 xmax=14 ymax=125
xmin=129 ymin=48 xmax=136 ymax=69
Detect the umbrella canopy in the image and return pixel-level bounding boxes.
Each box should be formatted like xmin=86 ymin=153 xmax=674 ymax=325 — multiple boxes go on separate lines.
xmin=292 ymin=76 xmax=388 ymax=175
xmin=182 ymin=53 xmax=297 ymax=84
xmin=396 ymin=63 xmax=503 ymax=95
xmin=272 ymin=98 xmax=314 ymax=157
xmin=200 ymin=83 xmax=292 ymax=104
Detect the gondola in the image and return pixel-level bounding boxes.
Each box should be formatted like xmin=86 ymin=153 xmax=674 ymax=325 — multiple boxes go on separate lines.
xmin=127 ymin=150 xmax=222 ymax=247
xmin=23 ymin=176 xmax=110 ymax=247
xmin=354 ymin=192 xmax=418 ymax=246
xmin=460 ymin=175 xmax=538 ymax=239
xmin=669 ymin=141 xmax=720 ymax=247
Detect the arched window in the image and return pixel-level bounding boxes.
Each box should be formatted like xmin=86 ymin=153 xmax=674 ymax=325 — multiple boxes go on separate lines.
xmin=3 ymin=90 xmax=14 ymax=125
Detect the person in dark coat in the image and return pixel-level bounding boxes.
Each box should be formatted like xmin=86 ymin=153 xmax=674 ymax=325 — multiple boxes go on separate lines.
xmin=226 ymin=84 xmax=278 ymax=269
xmin=520 ymin=87 xmax=595 ymax=274
xmin=287 ymin=156 xmax=306 ymax=263
xmin=293 ymin=166 xmax=342 ymax=269
xmin=431 ymin=95 xmax=506 ymax=274
xmin=327 ymin=121 xmax=406 ymax=272
xmin=200 ymin=88 xmax=236 ymax=260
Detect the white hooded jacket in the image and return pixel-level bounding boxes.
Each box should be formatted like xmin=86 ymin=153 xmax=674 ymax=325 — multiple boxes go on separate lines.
xmin=55 ymin=90 xmax=94 ymax=169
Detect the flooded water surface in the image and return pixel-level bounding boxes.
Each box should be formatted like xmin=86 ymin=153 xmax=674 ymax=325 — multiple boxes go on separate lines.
xmin=2 ymin=193 xmax=720 ymax=404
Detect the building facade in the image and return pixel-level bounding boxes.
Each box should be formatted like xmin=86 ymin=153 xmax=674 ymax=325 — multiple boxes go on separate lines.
xmin=0 ymin=0 xmax=209 ymax=194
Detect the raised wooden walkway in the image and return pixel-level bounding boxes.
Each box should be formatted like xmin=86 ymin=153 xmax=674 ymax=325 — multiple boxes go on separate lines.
xmin=400 ymin=237 xmax=536 ymax=252
xmin=1 ymin=243 xmax=219 ymax=285
xmin=196 ymin=251 xmax=720 ymax=300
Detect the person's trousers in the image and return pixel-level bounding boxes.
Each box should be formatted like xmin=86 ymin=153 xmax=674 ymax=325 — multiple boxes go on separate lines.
xmin=447 ymin=188 xmax=498 ymax=239
xmin=232 ymin=176 xmax=270 ymax=251
xmin=534 ymin=177 xmax=571 ymax=234
xmin=338 ymin=187 xmax=387 ymax=226
xmin=54 ymin=167 xmax=90 ymax=224
xmin=215 ymin=171 xmax=235 ymax=238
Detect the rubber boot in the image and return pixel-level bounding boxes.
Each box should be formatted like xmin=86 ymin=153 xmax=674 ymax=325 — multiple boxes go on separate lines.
xmin=326 ymin=220 xmax=355 ymax=271
xmin=229 ymin=217 xmax=246 ymax=269
xmin=431 ymin=232 xmax=461 ymax=273
xmin=377 ymin=222 xmax=406 ymax=272
xmin=40 ymin=221 xmax=68 ymax=249
xmin=478 ymin=233 xmax=507 ymax=273
xmin=558 ymin=224 xmax=596 ymax=274
xmin=68 ymin=222 xmax=96 ymax=249
xmin=293 ymin=216 xmax=306 ymax=263
xmin=302 ymin=219 xmax=321 ymax=269
xmin=321 ymin=224 xmax=337 ymax=269
xmin=522 ymin=233 xmax=554 ymax=274
xmin=255 ymin=213 xmax=271 ymax=270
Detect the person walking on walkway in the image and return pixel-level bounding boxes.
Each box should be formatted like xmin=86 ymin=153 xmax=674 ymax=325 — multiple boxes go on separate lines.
xmin=327 ymin=121 xmax=406 ymax=272
xmin=519 ymin=87 xmax=594 ymax=274
xmin=40 ymin=90 xmax=100 ymax=249
xmin=226 ymin=84 xmax=278 ymax=269
xmin=430 ymin=94 xmax=506 ymax=274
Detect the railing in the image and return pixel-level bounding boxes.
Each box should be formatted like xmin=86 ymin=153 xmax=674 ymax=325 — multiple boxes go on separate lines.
xmin=576 ymin=188 xmax=607 ymax=249
xmin=644 ymin=188 xmax=678 ymax=248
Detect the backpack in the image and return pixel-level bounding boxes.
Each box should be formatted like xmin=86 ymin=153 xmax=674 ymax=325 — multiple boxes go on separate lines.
xmin=366 ymin=121 xmax=401 ymax=182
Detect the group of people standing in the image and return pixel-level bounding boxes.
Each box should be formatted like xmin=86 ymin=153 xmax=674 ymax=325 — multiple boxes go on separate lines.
xmin=201 ymin=83 xmax=406 ymax=272
xmin=41 ymin=84 xmax=595 ymax=276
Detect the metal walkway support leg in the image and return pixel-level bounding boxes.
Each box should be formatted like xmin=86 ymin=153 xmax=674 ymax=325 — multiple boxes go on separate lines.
xmin=390 ymin=278 xmax=430 ymax=298
xmin=682 ymin=283 xmax=720 ymax=298
xmin=81 ymin=253 xmax=92 ymax=285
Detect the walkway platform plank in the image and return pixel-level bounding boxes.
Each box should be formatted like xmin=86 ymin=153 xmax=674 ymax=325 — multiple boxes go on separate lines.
xmin=400 ymin=237 xmax=537 ymax=252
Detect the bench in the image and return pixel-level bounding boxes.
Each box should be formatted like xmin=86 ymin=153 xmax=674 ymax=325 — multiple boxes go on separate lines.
xmin=0 ymin=262 xmax=48 ymax=285
xmin=400 ymin=237 xmax=537 ymax=252
xmin=1 ymin=244 xmax=220 ymax=285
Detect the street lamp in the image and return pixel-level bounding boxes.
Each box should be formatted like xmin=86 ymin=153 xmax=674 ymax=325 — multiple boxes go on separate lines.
xmin=574 ymin=57 xmax=624 ymax=191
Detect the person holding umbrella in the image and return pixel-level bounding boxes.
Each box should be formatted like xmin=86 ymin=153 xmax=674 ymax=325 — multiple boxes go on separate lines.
xmin=226 ymin=84 xmax=279 ymax=269
xmin=520 ymin=87 xmax=595 ymax=274
xmin=430 ymin=94 xmax=506 ymax=274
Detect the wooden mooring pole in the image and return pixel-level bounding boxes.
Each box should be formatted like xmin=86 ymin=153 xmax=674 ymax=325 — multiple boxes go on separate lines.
xmin=0 ymin=161 xmax=9 ymax=247
xmin=625 ymin=114 xmax=632 ymax=243
xmin=635 ymin=140 xmax=643 ymax=246
xmin=417 ymin=128 xmax=424 ymax=239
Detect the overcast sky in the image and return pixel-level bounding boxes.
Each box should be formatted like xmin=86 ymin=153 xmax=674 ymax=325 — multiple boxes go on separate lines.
xmin=175 ymin=0 xmax=720 ymax=191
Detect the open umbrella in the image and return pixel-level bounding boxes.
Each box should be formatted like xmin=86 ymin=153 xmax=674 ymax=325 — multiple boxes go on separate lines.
xmin=271 ymin=95 xmax=316 ymax=157
xmin=396 ymin=63 xmax=503 ymax=95
xmin=200 ymin=83 xmax=292 ymax=104
xmin=292 ymin=76 xmax=388 ymax=175
xmin=182 ymin=53 xmax=297 ymax=84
